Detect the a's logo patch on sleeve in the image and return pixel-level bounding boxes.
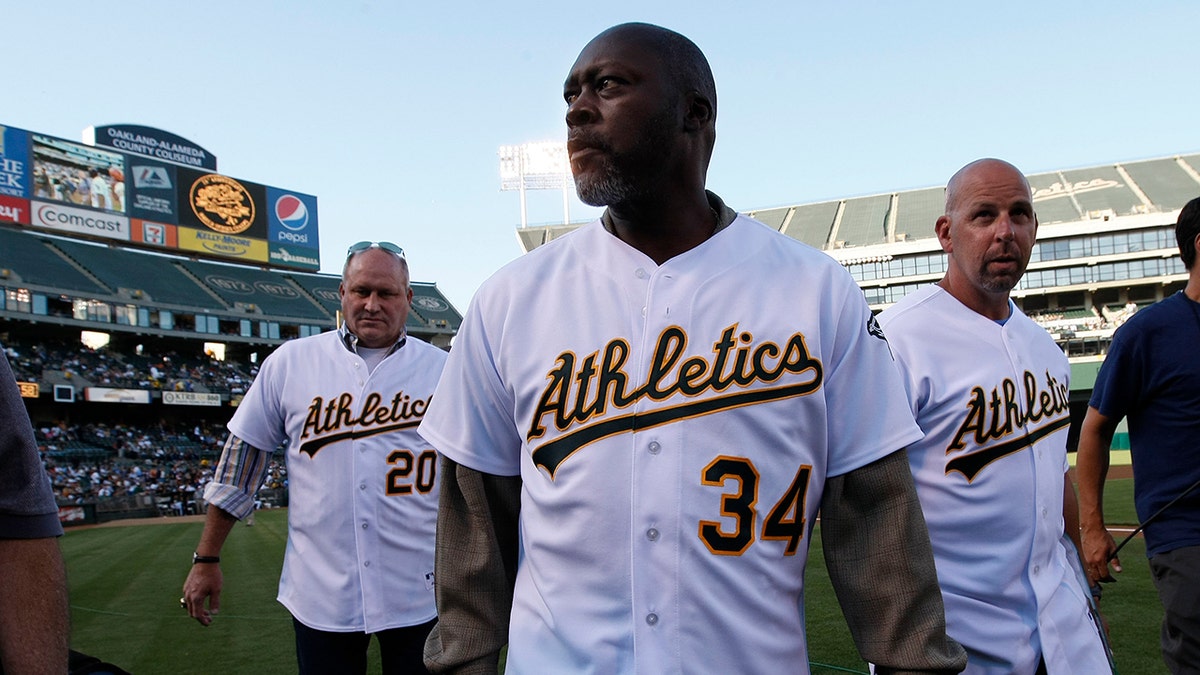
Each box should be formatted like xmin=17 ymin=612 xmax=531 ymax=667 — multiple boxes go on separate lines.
xmin=867 ymin=314 xmax=887 ymax=341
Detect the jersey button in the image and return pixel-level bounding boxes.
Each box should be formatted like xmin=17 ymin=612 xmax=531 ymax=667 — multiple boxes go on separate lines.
xmin=362 ymin=522 xmax=368 ymax=529
xmin=360 ymin=484 xmax=367 ymax=490
xmin=646 ymin=528 xmax=659 ymax=541
xmin=645 ymin=613 xmax=659 ymax=626
xmin=364 ymin=561 xmax=370 ymax=567
xmin=647 ymin=441 xmax=661 ymax=455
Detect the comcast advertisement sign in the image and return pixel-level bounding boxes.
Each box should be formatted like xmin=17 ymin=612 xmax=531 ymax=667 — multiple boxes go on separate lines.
xmin=0 ymin=123 xmax=319 ymax=271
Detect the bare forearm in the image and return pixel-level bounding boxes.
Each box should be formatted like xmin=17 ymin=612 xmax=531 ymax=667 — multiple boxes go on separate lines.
xmin=0 ymin=537 xmax=69 ymax=675
xmin=1075 ymin=409 xmax=1116 ymax=531
xmin=1063 ymin=471 xmax=1082 ymax=553
xmin=182 ymin=505 xmax=238 ymax=626
xmin=196 ymin=505 xmax=238 ymax=556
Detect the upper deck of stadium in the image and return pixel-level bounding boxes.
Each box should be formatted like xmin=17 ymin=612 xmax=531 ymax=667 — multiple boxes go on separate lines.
xmin=514 ymin=152 xmax=1199 ymax=363
xmin=518 ymin=153 xmax=1200 ymax=251
xmin=0 ymin=226 xmax=461 ymax=348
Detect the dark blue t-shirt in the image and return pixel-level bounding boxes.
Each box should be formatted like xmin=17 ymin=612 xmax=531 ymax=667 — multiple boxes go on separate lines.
xmin=1089 ymin=291 xmax=1200 ymax=557
xmin=0 ymin=349 xmax=63 ymax=538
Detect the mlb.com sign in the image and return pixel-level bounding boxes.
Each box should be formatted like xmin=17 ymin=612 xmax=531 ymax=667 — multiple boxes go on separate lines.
xmin=267 ymin=187 xmax=319 ymax=250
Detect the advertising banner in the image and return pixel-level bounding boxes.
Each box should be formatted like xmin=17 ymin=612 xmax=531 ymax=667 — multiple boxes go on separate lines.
xmin=131 ymin=219 xmax=178 ymax=248
xmin=267 ymin=187 xmax=319 ymax=250
xmin=127 ymin=159 xmax=179 ymax=222
xmin=176 ymin=168 xmax=268 ymax=240
xmin=269 ymin=244 xmax=321 ymax=271
xmin=0 ymin=194 xmax=29 ymax=224
xmin=178 ymin=226 xmax=268 ymax=262
xmin=31 ymin=201 xmax=130 ymax=241
xmin=59 ymin=505 xmax=90 ymax=524
xmin=2 ymin=121 xmax=319 ymax=271
xmin=17 ymin=381 xmax=39 ymax=398
xmin=83 ymin=387 xmax=151 ymax=404
xmin=162 ymin=391 xmax=221 ymax=406
xmin=0 ymin=125 xmax=30 ymax=198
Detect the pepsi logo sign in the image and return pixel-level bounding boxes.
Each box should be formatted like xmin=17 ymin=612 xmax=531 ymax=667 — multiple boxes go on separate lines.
xmin=275 ymin=194 xmax=309 ymax=231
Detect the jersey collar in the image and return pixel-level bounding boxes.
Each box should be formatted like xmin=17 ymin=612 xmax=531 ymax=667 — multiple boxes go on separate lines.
xmin=338 ymin=323 xmax=407 ymax=356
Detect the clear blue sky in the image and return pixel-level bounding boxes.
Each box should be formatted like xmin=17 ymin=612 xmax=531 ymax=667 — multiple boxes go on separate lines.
xmin=6 ymin=1 xmax=1199 ymax=311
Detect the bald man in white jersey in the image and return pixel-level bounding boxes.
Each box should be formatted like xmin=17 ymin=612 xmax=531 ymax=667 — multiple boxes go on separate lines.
xmin=879 ymin=159 xmax=1111 ymax=674
xmin=418 ymin=22 xmax=965 ymax=675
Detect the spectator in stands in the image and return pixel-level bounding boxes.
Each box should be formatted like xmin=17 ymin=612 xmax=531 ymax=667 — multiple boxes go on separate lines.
xmin=1078 ymin=196 xmax=1200 ymax=674
xmin=878 ymin=158 xmax=1111 ymax=673
xmin=0 ymin=347 xmax=69 ymax=673
xmin=182 ymin=242 xmax=447 ymax=674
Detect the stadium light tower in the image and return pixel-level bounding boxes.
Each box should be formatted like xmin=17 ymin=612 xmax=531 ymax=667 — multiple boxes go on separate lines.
xmin=499 ymin=141 xmax=572 ymax=228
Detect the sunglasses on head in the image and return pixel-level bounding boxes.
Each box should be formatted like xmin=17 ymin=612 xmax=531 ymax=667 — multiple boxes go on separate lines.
xmin=346 ymin=241 xmax=405 ymax=259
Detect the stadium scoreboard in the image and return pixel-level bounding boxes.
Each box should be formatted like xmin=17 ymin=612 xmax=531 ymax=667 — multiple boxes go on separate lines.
xmin=0 ymin=122 xmax=320 ymax=272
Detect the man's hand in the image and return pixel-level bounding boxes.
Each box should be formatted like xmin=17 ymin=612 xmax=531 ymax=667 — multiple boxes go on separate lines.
xmin=1081 ymin=525 xmax=1122 ymax=585
xmin=182 ymin=563 xmax=223 ymax=626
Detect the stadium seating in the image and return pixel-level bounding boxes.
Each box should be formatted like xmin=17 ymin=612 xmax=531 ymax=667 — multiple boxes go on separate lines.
xmin=1057 ymin=166 xmax=1143 ymax=218
xmin=745 ymin=206 xmax=789 ymax=230
xmin=892 ymin=187 xmax=944 ymax=241
xmin=177 ymin=259 xmax=330 ymax=321
xmin=1120 ymin=156 xmax=1200 ymax=210
xmin=52 ymin=238 xmax=227 ymax=310
xmin=835 ymin=194 xmax=892 ymax=247
xmin=0 ymin=226 xmax=109 ymax=294
xmin=1025 ymin=173 xmax=1085 ymax=225
xmin=287 ymin=270 xmax=343 ymax=317
xmin=782 ymin=200 xmax=839 ymax=248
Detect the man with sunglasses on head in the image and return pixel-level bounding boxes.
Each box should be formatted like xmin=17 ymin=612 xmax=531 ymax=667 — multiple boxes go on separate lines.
xmin=182 ymin=241 xmax=447 ymax=674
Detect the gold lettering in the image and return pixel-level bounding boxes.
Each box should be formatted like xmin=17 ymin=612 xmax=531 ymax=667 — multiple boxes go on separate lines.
xmin=950 ymin=387 xmax=987 ymax=451
xmin=302 ymin=397 xmax=324 ymax=438
xmin=524 ymin=324 xmax=824 ymax=444
xmin=529 ymin=355 xmax=576 ymax=439
xmin=947 ymin=370 xmax=1070 ymax=457
xmin=572 ymin=353 xmax=599 ymax=424
xmin=645 ymin=327 xmax=688 ymax=399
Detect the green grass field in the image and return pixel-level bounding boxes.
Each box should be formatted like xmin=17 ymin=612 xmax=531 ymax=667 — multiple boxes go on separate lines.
xmin=63 ymin=479 xmax=1165 ymax=674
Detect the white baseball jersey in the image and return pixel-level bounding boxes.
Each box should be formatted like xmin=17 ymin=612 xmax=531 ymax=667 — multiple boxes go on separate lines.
xmin=879 ymin=285 xmax=1110 ymax=675
xmin=229 ymin=330 xmax=446 ymax=633
xmin=419 ymin=215 xmax=923 ymax=674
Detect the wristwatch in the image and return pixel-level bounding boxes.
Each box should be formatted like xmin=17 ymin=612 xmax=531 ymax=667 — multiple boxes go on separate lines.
xmin=192 ymin=552 xmax=220 ymax=565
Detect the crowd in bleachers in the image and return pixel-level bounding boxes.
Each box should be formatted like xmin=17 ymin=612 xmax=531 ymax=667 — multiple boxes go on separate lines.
xmin=1027 ymin=300 xmax=1145 ymax=335
xmin=4 ymin=335 xmax=283 ymax=516
xmin=35 ymin=420 xmax=287 ymax=514
xmin=5 ymin=339 xmax=257 ymax=395
xmin=35 ymin=420 xmax=226 ymax=460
